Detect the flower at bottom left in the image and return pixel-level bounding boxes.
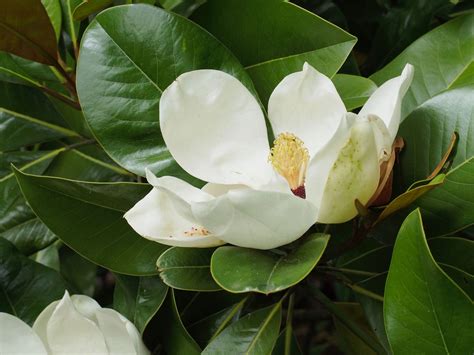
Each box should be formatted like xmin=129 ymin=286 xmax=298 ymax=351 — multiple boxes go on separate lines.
xmin=0 ymin=291 xmax=149 ymax=355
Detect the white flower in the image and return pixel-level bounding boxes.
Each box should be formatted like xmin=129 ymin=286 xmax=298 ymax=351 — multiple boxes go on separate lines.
xmin=125 ymin=63 xmax=414 ymax=250
xmin=0 ymin=291 xmax=149 ymax=355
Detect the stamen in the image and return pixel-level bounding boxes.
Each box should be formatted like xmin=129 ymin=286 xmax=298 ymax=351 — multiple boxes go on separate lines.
xmin=184 ymin=226 xmax=210 ymax=237
xmin=268 ymin=132 xmax=310 ymax=193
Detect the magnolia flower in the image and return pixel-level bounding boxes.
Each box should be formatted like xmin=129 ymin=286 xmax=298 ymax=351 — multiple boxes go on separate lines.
xmin=0 ymin=291 xmax=149 ymax=354
xmin=125 ymin=63 xmax=413 ymax=250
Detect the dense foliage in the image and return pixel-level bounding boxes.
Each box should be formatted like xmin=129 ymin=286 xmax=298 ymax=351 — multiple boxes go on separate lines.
xmin=0 ymin=0 xmax=473 ymax=353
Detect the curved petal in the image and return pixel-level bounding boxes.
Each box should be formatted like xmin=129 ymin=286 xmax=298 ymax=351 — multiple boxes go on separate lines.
xmin=33 ymin=301 xmax=59 ymax=354
xmin=160 ymin=69 xmax=272 ymax=187
xmin=307 ymin=116 xmax=381 ymax=223
xmin=0 ymin=313 xmax=47 ymax=354
xmin=268 ymin=62 xmax=346 ymax=156
xmin=358 ymin=63 xmax=414 ymax=141
xmin=305 ymin=113 xmax=355 ymax=209
xmin=124 ymin=188 xmax=225 ymax=248
xmin=70 ymin=294 xmax=101 ymax=321
xmin=95 ymin=309 xmax=149 ymax=355
xmin=46 ymin=291 xmax=108 ymax=354
xmin=192 ymin=188 xmax=317 ymax=250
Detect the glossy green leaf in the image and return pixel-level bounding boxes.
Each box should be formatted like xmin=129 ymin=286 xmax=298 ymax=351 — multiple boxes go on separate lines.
xmin=59 ymin=246 xmax=97 ymax=296
xmin=44 ymin=149 xmax=133 ymax=182
xmin=0 ymin=82 xmax=78 ymax=151
xmin=0 ymin=150 xmax=48 ymax=178
xmin=376 ymin=174 xmax=445 ymax=223
xmin=60 ymin=0 xmax=82 ymax=53
xmin=31 ymin=242 xmax=60 ymax=270
xmin=333 ymin=74 xmax=378 ymax=111
xmin=429 ymin=237 xmax=474 ymax=299
xmin=0 ymin=150 xmax=60 ymax=255
xmin=187 ymin=298 xmax=246 ymax=348
xmin=41 ymin=0 xmax=63 ymax=40
xmin=272 ymin=329 xmax=302 ymax=355
xmin=211 ymin=234 xmax=329 ymax=294
xmin=177 ymin=291 xmax=245 ymax=326
xmin=157 ymin=247 xmax=221 ymax=292
xmin=416 ymin=157 xmax=474 ymax=236
xmin=155 ymin=289 xmax=201 ymax=354
xmin=333 ymin=303 xmax=379 ymax=355
xmin=203 ymin=303 xmax=282 ymax=355
xmin=0 ymin=52 xmax=59 ymax=87
xmin=398 ymin=86 xmax=474 ymax=186
xmin=0 ymin=0 xmax=58 ymax=65
xmin=0 ymin=238 xmax=67 ymax=325
xmin=113 ymin=274 xmax=168 ymax=334
xmin=73 ymin=0 xmax=113 ymax=21
xmin=192 ymin=0 xmax=356 ymax=103
xmin=449 ymin=61 xmax=474 ymax=89
xmin=371 ymin=14 xmax=474 ymax=118
xmin=14 ymin=169 xmax=167 ymax=275
xmin=384 ymin=209 xmax=473 ymax=354
xmin=77 ymin=4 xmax=255 ymax=177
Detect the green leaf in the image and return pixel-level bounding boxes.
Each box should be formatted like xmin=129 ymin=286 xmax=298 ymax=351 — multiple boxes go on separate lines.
xmin=371 ymin=14 xmax=474 ymax=118
xmin=187 ymin=298 xmax=246 ymax=348
xmin=44 ymin=149 xmax=133 ymax=182
xmin=398 ymin=86 xmax=474 ymax=186
xmin=202 ymin=303 xmax=282 ymax=355
xmin=211 ymin=234 xmax=329 ymax=294
xmin=155 ymin=289 xmax=201 ymax=354
xmin=14 ymin=169 xmax=167 ymax=275
xmin=333 ymin=303 xmax=379 ymax=355
xmin=41 ymin=0 xmax=63 ymax=40
xmin=113 ymin=274 xmax=168 ymax=334
xmin=384 ymin=209 xmax=473 ymax=354
xmin=0 ymin=51 xmax=59 ymax=87
xmin=60 ymin=0 xmax=82 ymax=53
xmin=157 ymin=247 xmax=221 ymax=292
xmin=376 ymin=174 xmax=445 ymax=223
xmin=429 ymin=237 xmax=474 ymax=298
xmin=0 ymin=238 xmax=67 ymax=324
xmin=0 ymin=150 xmax=48 ymax=178
xmin=31 ymin=242 xmax=60 ymax=270
xmin=0 ymin=0 xmax=58 ymax=65
xmin=0 ymin=150 xmax=61 ymax=255
xmin=449 ymin=61 xmax=474 ymax=89
xmin=272 ymin=329 xmax=302 ymax=355
xmin=73 ymin=0 xmax=113 ymax=21
xmin=366 ymin=0 xmax=453 ymax=71
xmin=416 ymin=157 xmax=474 ymax=236
xmin=192 ymin=0 xmax=356 ymax=103
xmin=76 ymin=4 xmax=255 ymax=177
xmin=59 ymin=246 xmax=98 ymax=296
xmin=0 ymin=82 xmax=79 ymax=151
xmin=333 ymin=74 xmax=378 ymax=111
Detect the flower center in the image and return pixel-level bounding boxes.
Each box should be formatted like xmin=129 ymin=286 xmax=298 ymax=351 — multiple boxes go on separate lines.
xmin=184 ymin=226 xmax=210 ymax=237
xmin=268 ymin=132 xmax=309 ymax=197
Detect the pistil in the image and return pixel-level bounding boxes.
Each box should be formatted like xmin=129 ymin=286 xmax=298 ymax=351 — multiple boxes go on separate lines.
xmin=268 ymin=132 xmax=309 ymax=197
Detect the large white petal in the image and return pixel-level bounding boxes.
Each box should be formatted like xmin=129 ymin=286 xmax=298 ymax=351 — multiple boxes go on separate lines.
xmin=124 ymin=189 xmax=224 ymax=248
xmin=33 ymin=301 xmax=59 ymax=354
xmin=358 ymin=63 xmax=414 ymax=141
xmin=308 ymin=116 xmax=381 ymax=223
xmin=305 ymin=113 xmax=355 ymax=209
xmin=160 ymin=70 xmax=272 ymax=187
xmin=192 ymin=188 xmax=317 ymax=250
xmin=95 ymin=309 xmax=149 ymax=355
xmin=45 ymin=291 xmax=108 ymax=354
xmin=0 ymin=313 xmax=47 ymax=354
xmin=268 ymin=62 xmax=346 ymax=156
